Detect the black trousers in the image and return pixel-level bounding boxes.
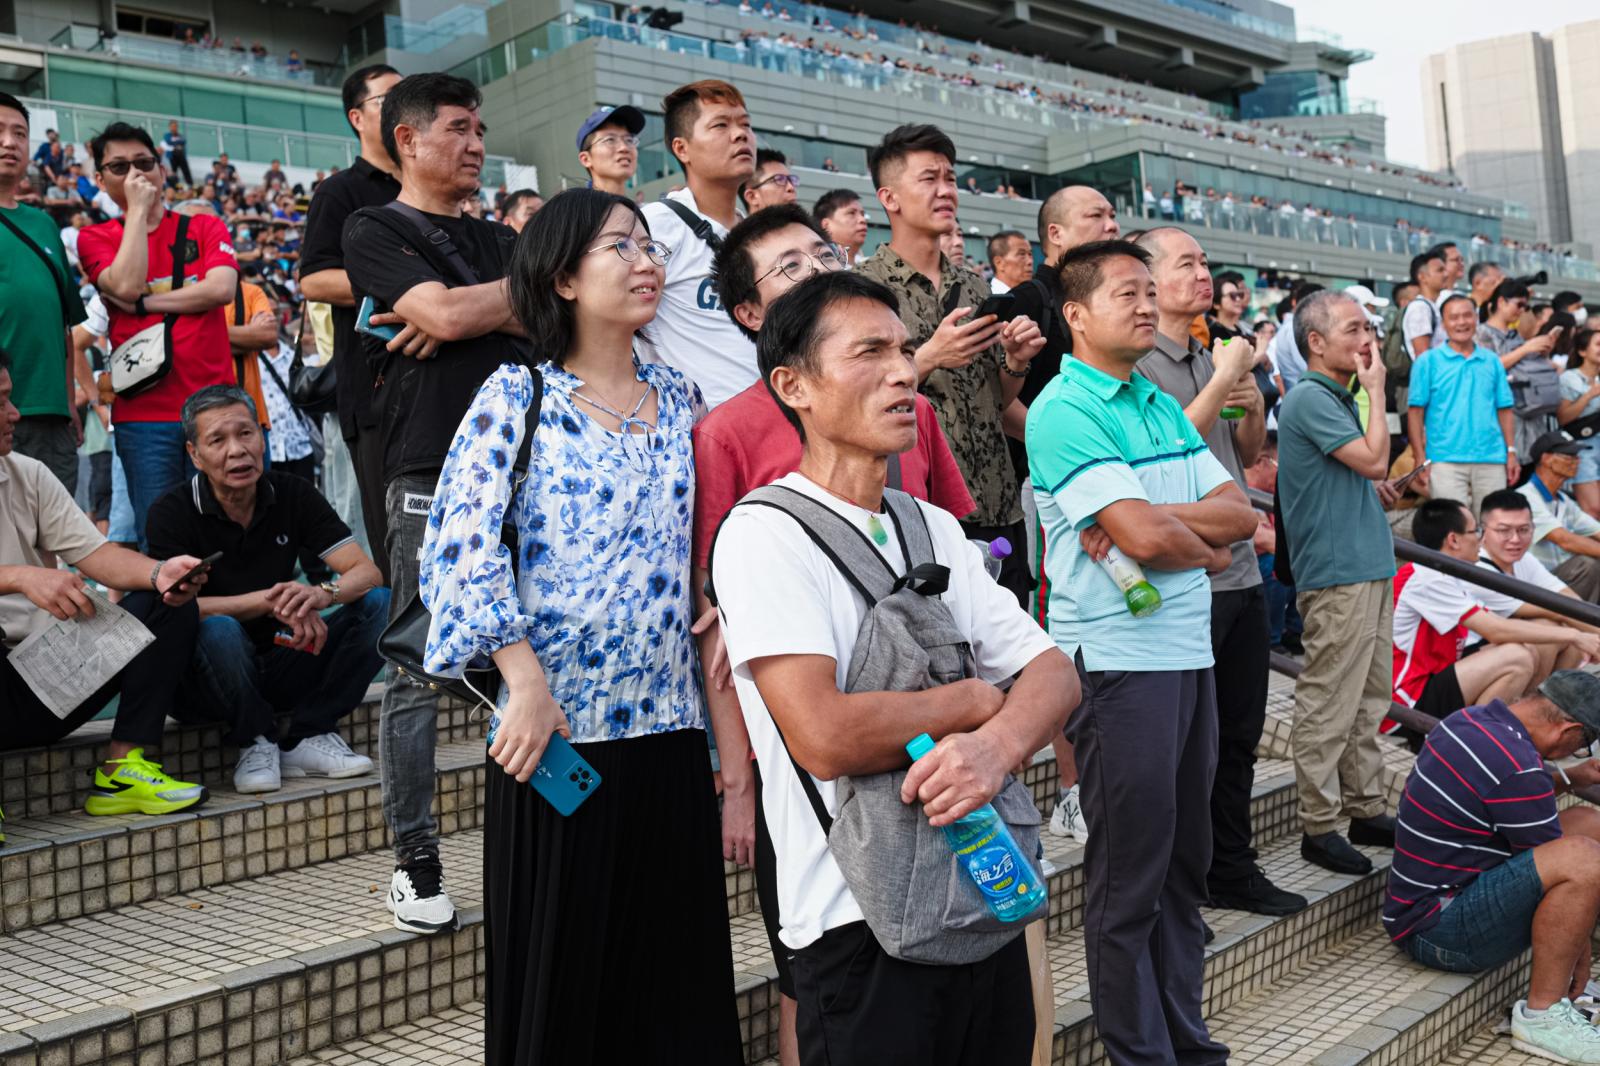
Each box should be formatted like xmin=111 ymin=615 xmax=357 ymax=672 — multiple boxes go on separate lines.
xmin=1067 ymin=656 xmax=1228 ymax=1066
xmin=1207 ymin=585 xmax=1270 ymax=888
xmin=791 ymin=921 xmax=1033 ymax=1066
xmin=2 ymin=593 xmax=199 ymax=751
xmin=959 ymin=518 xmax=1032 ymax=608
xmin=349 ymin=423 xmax=392 ymax=583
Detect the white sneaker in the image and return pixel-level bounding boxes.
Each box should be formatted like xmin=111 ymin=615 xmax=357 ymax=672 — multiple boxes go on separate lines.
xmin=233 ymin=737 xmax=282 ymax=794
xmin=1512 ymin=999 xmax=1600 ymax=1063
xmin=1049 ymin=784 xmax=1090 ymax=844
xmin=279 ymin=732 xmax=373 ymax=779
xmin=386 ymin=845 xmax=459 ymax=935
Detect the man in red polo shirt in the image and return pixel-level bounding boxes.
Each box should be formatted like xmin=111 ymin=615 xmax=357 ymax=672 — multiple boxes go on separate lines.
xmin=77 ymin=122 xmax=236 ymax=549
xmin=692 ymin=203 xmax=974 ymax=1066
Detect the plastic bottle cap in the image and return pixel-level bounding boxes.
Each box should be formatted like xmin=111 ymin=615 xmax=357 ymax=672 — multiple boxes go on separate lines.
xmin=989 ymin=536 xmax=1013 ymax=560
xmin=906 ymin=732 xmax=936 ymax=760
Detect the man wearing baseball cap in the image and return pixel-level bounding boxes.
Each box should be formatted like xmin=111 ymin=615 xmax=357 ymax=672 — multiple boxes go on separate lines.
xmin=1342 ymin=283 xmax=1389 ymax=330
xmin=1519 ymin=429 xmax=1600 ymax=601
xmin=576 ymin=105 xmax=644 ymax=195
xmin=1384 ymin=670 xmax=1600 ymax=1061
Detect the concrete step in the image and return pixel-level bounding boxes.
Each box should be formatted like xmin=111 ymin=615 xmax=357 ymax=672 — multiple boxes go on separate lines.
xmin=1442 ymin=1026 xmax=1549 ymax=1065
xmin=1 ymin=685 xmax=486 ymax=819
xmin=0 ymin=831 xmax=485 ymax=1066
xmin=1200 ymin=928 xmax=1528 ymax=1066
xmin=283 ymin=1002 xmax=482 ymax=1065
xmin=0 ymin=740 xmax=487 ymax=935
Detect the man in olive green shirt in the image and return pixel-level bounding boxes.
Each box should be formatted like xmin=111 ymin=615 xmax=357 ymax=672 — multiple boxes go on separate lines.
xmin=857 ymin=123 xmax=1044 ymax=604
xmin=0 ymin=92 xmax=86 ymax=492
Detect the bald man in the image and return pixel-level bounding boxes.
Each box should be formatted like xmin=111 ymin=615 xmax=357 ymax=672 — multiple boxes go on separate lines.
xmin=1009 ymin=185 xmax=1123 ymax=844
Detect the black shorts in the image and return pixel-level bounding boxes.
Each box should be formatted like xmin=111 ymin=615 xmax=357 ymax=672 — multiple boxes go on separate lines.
xmin=1414 ymin=664 xmax=1465 ymax=724
xmin=754 ymin=762 xmax=796 ymax=998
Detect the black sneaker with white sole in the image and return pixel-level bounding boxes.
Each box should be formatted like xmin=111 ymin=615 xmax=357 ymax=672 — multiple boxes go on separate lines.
xmin=386 ymin=843 xmax=459 ymax=934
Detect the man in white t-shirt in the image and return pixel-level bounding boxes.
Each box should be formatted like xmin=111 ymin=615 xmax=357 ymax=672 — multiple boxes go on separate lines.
xmin=1402 ymin=246 xmax=1449 ymax=358
xmin=1475 ymin=490 xmax=1600 ymax=675
xmin=639 ymin=79 xmax=758 ymax=408
xmin=1394 ymin=499 xmax=1592 ymax=730
xmin=712 ymin=270 xmax=1074 ymax=1066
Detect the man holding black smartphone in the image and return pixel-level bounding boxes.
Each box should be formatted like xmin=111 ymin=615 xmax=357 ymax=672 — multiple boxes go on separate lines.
xmin=857 ymin=124 xmax=1044 ymax=604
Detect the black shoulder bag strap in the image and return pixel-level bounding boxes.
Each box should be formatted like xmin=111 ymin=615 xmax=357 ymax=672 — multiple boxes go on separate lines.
xmin=380 ymin=200 xmax=482 ymax=286
xmin=158 ymin=212 xmax=193 ymax=365
xmin=1023 ymin=276 xmax=1059 ymax=345
xmin=660 ymin=197 xmax=724 ymax=254
xmin=232 ymin=280 xmax=248 ymax=387
xmin=0 ymin=209 xmax=74 ymax=326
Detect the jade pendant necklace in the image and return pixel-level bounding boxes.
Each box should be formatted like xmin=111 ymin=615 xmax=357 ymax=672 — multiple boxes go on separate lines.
xmin=816 ymin=484 xmax=889 ymax=545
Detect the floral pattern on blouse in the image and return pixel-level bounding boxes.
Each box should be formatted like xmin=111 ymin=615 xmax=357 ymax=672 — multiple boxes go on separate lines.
xmin=420 ymin=360 xmax=706 ymax=742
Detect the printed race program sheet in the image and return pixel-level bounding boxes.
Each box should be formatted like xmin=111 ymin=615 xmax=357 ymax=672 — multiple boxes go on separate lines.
xmin=9 ymin=588 xmax=155 ymax=718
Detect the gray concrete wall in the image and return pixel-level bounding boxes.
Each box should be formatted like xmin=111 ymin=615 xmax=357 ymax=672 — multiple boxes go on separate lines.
xmin=1552 ymin=20 xmax=1600 ymax=256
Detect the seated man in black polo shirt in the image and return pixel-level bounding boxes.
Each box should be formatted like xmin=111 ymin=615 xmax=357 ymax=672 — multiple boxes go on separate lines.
xmin=147 ymin=385 xmax=389 ymax=795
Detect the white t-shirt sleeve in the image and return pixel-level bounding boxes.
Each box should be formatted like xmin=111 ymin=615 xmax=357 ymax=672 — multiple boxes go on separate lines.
xmin=1473 ymin=560 xmax=1525 ymax=617
xmin=1405 ymin=568 xmax=1485 ymax=634
xmin=930 ymin=503 xmax=1056 ymax=682
xmin=1516 ymin=554 xmax=1571 ymax=594
xmin=713 ymin=506 xmax=840 ymax=673
xmin=1403 ymin=299 xmax=1435 ymax=346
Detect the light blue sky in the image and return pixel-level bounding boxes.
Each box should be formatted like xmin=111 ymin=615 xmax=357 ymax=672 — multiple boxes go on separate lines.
xmin=1283 ymin=0 xmax=1596 ymax=168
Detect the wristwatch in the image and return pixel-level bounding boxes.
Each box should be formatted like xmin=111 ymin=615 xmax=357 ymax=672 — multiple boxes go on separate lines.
xmin=318 ymin=579 xmax=341 ymax=604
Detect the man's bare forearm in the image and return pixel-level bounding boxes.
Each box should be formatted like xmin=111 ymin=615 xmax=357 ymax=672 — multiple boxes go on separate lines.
xmin=975 ymin=648 xmax=1077 ymax=768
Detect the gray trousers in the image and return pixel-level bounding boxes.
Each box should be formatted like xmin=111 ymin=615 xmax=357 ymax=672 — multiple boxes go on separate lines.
xmin=379 ymin=473 xmax=444 ymax=860
xmin=13 ymin=415 xmax=77 ymax=494
xmin=1066 ymin=656 xmax=1229 ymax=1066
xmin=1555 ymin=554 xmax=1600 ymax=603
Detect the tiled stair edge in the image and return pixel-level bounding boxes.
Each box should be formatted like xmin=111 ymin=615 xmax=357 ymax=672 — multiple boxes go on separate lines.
xmin=0 ymin=910 xmax=485 ymax=1066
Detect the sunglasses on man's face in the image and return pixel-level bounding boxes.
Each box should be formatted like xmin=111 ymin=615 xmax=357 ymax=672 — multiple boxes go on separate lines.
xmin=101 ymin=157 xmax=158 ymax=177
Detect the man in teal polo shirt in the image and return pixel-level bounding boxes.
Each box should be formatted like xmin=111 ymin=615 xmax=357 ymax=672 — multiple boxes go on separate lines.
xmin=1027 ymin=239 xmax=1256 ymax=1066
xmin=1407 ymin=292 xmax=1517 ymax=518
xmin=1278 ymin=290 xmax=1399 ymax=876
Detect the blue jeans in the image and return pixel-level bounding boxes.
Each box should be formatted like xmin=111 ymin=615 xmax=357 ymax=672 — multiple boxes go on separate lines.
xmin=1404 ymin=849 xmax=1543 ymax=972
xmin=1259 ymin=553 xmax=1302 ymax=645
xmin=114 ymin=421 xmax=194 ymax=552
xmin=176 ymin=587 xmax=390 ymax=745
xmin=108 ymin=448 xmax=136 ymax=544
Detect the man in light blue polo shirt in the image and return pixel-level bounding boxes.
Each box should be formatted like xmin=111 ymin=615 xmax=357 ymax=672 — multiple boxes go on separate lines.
xmin=1407 ymin=292 xmax=1518 ymax=517
xmin=1026 ymin=239 xmax=1257 ymax=1066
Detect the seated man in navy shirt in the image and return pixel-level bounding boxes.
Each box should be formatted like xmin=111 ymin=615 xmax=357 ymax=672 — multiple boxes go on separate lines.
xmin=147 ymin=385 xmax=389 ymax=796
xmin=1385 ymin=670 xmax=1600 ymax=1061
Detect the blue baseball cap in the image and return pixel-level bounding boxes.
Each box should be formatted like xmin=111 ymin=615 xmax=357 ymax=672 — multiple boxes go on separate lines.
xmin=576 ymin=105 xmax=645 ymax=152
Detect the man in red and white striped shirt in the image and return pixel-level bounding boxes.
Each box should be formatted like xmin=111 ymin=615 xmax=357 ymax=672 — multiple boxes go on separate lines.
xmin=1384 ymin=671 xmax=1600 ymax=1059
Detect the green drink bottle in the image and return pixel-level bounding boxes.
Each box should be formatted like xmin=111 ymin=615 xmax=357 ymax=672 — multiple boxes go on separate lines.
xmin=1098 ymin=546 xmax=1162 ymax=617
xmin=1216 ymin=336 xmax=1250 ymax=420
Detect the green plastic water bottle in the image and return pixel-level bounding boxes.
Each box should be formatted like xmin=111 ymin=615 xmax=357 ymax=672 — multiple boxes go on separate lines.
xmin=1220 ymin=405 xmax=1246 ymax=420
xmin=1098 ymin=546 xmax=1162 ymax=617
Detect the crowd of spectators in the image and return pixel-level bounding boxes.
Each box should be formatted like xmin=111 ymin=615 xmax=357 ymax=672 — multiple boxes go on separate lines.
xmin=5 ymin=49 xmax=1600 ymax=1066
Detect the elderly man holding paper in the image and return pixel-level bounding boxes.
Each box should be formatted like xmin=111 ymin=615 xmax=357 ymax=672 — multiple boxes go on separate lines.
xmin=0 ymin=350 xmax=212 ymax=828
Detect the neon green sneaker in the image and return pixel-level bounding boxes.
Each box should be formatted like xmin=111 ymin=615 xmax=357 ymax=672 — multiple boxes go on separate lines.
xmin=84 ymin=750 xmax=208 ymax=816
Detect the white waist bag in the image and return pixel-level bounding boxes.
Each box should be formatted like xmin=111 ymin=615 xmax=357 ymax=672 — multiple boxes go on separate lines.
xmin=110 ymin=212 xmax=192 ymax=398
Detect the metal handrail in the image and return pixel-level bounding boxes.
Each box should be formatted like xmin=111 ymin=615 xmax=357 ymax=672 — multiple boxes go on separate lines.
xmin=1251 ymin=487 xmax=1600 ymax=804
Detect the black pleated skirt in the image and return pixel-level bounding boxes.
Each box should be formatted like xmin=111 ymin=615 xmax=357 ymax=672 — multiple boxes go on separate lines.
xmin=484 ymin=727 xmax=744 ymax=1066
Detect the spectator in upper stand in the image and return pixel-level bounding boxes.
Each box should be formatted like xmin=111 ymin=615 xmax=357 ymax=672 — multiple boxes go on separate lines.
xmin=812 ymin=187 xmax=868 ymax=265
xmin=161 ymin=120 xmax=192 ymax=188
xmin=1267 ymin=280 xmax=1322 ymax=394
xmin=576 ymin=104 xmax=644 ymax=196
xmin=296 ymin=63 xmax=402 ymax=562
xmin=78 ymin=121 xmax=238 ymax=551
xmin=1559 ymin=329 xmax=1600 ymax=520
xmin=1518 ymin=430 xmax=1600 ymax=602
xmin=0 ymin=94 xmax=88 ymax=495
xmin=1384 ymin=672 xmax=1600 ymax=1063
xmin=698 ymin=202 xmax=976 ymax=1066
xmin=858 ymin=123 xmax=1046 ymax=607
xmin=263 ymin=159 xmax=289 ymax=193
xmin=984 ymin=229 xmax=1032 ymax=296
xmin=1394 ymin=498 xmax=1587 ymax=737
xmin=0 ymin=351 xmax=213 ymax=828
xmin=740 ymin=147 xmax=799 ymax=212
xmin=146 ymin=385 xmax=385 ymax=794
xmin=1276 ymin=290 xmax=1397 ymax=877
xmin=1409 ymin=293 xmax=1518 ymax=518
xmin=498 ymin=188 xmax=542 ymax=233
xmin=31 ymin=128 xmax=63 ymax=183
xmin=1403 ymin=246 xmax=1449 ymax=359
xmin=640 ymin=80 xmax=758 ymax=408
xmin=1007 ymin=184 xmax=1121 ymax=844
xmin=714 ymin=270 xmax=1074 ymax=1066
xmin=1468 ymin=261 xmax=1504 ymax=312
xmin=1477 ymin=490 xmax=1600 ymax=661
xmin=1027 ymin=238 xmax=1254 ymax=1066
xmin=213 ymin=153 xmax=239 ymax=191
xmin=342 ymin=71 xmax=528 ymax=937
xmin=1132 ymin=227 xmax=1303 ymax=917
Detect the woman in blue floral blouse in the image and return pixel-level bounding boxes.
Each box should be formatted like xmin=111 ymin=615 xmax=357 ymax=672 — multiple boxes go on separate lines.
xmin=419 ymin=190 xmax=740 ymax=1065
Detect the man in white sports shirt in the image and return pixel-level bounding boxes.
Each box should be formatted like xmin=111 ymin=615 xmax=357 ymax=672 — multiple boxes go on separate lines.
xmin=640 ymin=79 xmax=758 ymax=408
